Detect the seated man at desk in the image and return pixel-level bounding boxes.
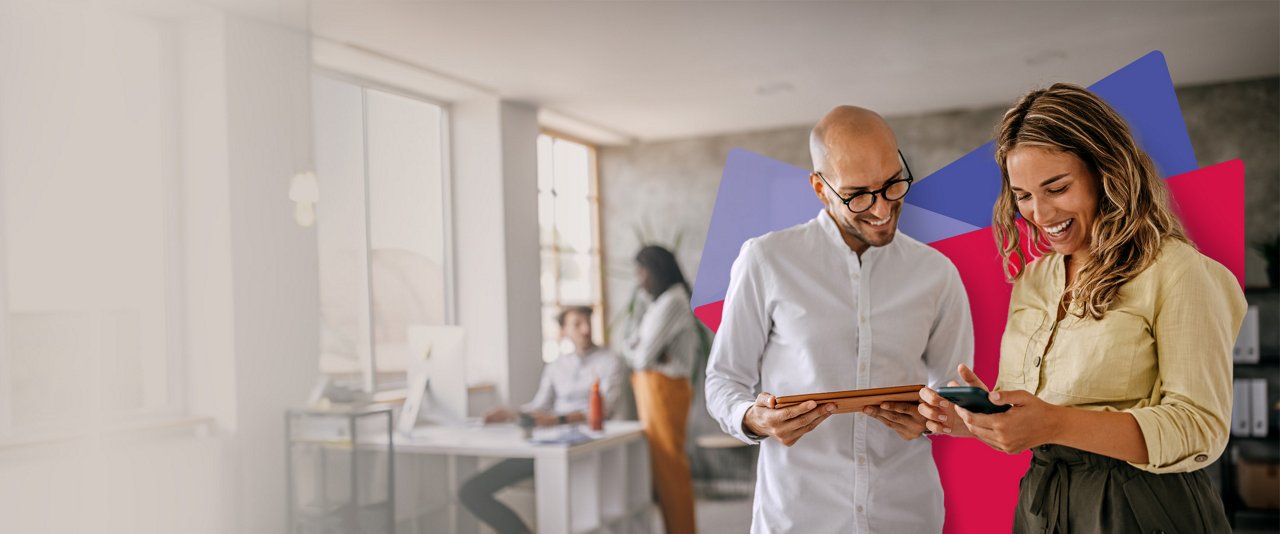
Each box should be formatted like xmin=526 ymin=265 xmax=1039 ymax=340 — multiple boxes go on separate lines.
xmin=460 ymin=305 xmax=625 ymax=534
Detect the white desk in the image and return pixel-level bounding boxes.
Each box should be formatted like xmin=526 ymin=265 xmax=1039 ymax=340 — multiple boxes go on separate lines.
xmin=393 ymin=421 xmax=653 ymax=534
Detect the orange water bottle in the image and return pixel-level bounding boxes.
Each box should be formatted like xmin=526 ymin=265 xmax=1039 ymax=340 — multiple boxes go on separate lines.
xmin=589 ymin=378 xmax=604 ymax=432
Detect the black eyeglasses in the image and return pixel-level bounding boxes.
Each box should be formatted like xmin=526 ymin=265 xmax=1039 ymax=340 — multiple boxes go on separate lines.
xmin=815 ymin=150 xmax=915 ymax=213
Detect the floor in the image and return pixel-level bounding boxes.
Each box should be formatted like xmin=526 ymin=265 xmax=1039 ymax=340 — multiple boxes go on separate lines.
xmin=693 ymin=495 xmax=753 ymax=533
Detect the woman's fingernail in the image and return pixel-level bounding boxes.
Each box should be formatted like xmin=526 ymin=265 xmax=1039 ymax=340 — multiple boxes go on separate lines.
xmin=939 ymin=415 xmax=948 ymax=422
xmin=944 ymin=427 xmax=952 ymax=434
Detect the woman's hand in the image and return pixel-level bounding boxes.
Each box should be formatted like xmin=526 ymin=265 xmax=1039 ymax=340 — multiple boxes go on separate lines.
xmin=917 ymin=363 xmax=987 ymax=437
xmin=954 ymin=389 xmax=1063 ymax=454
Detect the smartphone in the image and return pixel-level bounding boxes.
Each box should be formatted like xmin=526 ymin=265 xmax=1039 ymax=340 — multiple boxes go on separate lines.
xmin=936 ymin=386 xmax=1011 ymax=414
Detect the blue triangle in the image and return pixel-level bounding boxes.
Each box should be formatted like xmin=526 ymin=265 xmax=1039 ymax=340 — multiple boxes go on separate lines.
xmin=905 ymin=51 xmax=1197 ymax=228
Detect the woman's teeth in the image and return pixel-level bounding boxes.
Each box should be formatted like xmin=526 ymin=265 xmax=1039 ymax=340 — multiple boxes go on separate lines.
xmin=1045 ymin=219 xmax=1073 ymax=237
xmin=866 ymin=216 xmax=891 ymax=227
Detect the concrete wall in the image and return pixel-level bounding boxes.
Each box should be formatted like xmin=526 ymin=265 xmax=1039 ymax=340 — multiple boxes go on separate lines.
xmin=599 ymin=77 xmax=1280 ymax=330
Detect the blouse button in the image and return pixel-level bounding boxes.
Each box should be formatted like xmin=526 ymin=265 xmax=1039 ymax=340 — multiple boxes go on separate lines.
xmin=1195 ymin=454 xmax=1208 ymax=462
xmin=1033 ymin=356 xmax=1042 ymax=367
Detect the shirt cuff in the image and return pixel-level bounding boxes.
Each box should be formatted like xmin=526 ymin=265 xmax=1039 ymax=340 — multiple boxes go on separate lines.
xmin=1125 ymin=407 xmax=1220 ymax=474
xmin=730 ymin=400 xmax=765 ymax=445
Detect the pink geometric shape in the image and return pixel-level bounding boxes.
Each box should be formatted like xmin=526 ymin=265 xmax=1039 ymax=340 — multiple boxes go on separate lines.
xmin=693 ymin=301 xmax=724 ymax=333
xmin=1168 ymin=160 xmax=1246 ymax=286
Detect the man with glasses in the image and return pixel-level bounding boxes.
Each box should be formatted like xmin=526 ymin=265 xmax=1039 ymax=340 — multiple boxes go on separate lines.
xmin=705 ymin=105 xmax=973 ymax=532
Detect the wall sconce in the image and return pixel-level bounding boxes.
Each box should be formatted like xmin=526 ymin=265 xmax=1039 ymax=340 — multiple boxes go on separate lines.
xmin=289 ymin=171 xmax=319 ymax=227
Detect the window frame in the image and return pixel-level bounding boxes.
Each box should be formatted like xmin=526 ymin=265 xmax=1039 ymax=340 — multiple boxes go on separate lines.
xmin=537 ymin=130 xmax=608 ymax=359
xmin=312 ymin=68 xmax=458 ymax=393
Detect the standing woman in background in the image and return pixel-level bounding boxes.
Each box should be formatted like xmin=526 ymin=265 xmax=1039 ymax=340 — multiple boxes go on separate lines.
xmin=627 ymin=245 xmax=699 ymax=534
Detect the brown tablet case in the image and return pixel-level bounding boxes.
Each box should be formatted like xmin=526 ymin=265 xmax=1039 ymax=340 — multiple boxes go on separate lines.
xmin=774 ymin=384 xmax=924 ymax=414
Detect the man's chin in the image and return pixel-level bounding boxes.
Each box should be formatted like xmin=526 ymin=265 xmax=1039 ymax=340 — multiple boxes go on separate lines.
xmin=869 ymin=231 xmax=896 ymax=247
xmin=859 ymin=224 xmax=898 ymax=247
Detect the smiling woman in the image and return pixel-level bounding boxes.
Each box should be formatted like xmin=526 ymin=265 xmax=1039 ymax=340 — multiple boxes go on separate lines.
xmin=918 ymin=83 xmax=1247 ymax=534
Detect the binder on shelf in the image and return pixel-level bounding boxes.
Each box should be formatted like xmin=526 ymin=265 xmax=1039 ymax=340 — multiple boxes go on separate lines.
xmin=1250 ymin=378 xmax=1269 ymax=438
xmin=1233 ymin=306 xmax=1260 ymax=364
xmin=1232 ymin=379 xmax=1252 ymax=437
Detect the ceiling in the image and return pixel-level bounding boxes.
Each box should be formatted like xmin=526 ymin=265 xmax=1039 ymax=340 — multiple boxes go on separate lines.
xmin=221 ymin=1 xmax=1280 ymax=143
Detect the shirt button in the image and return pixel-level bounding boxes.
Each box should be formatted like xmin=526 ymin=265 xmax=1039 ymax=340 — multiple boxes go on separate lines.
xmin=1195 ymin=454 xmax=1208 ymax=462
xmin=1033 ymin=356 xmax=1042 ymax=367
xmin=858 ymin=456 xmax=865 ymax=465
xmin=856 ymin=505 xmax=864 ymax=513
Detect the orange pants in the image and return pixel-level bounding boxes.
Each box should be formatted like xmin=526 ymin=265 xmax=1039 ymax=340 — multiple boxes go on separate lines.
xmin=631 ymin=370 xmax=697 ymax=534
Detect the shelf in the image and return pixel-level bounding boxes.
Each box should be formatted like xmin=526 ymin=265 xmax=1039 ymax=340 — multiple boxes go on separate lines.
xmin=1233 ymin=508 xmax=1280 ymax=531
xmin=1235 ymin=361 xmax=1280 ymax=369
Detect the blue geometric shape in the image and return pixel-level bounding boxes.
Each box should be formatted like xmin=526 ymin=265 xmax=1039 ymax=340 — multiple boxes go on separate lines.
xmin=906 ymin=50 xmax=1197 ymax=228
xmin=898 ymin=203 xmax=982 ymax=244
xmin=691 ymin=149 xmax=820 ymax=308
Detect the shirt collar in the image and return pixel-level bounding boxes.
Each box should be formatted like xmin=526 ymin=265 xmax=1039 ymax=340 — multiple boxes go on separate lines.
xmin=568 ymin=346 xmax=600 ymax=361
xmin=815 ymin=208 xmax=850 ymax=251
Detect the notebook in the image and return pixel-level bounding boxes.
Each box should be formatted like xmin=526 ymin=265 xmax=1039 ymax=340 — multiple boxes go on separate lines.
xmin=774 ymin=384 xmax=925 ymax=414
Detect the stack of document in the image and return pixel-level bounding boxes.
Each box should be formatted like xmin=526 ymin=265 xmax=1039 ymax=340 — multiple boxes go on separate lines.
xmin=1233 ymin=306 xmax=1260 ymax=364
xmin=1232 ymin=378 xmax=1270 ymax=438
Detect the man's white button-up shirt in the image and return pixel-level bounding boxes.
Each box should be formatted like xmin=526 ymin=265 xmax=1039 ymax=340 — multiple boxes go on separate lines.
xmin=706 ymin=210 xmax=974 ymax=533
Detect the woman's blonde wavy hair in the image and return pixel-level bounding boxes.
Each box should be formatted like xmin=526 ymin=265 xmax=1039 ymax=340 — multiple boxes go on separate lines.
xmin=993 ymin=83 xmax=1187 ymax=320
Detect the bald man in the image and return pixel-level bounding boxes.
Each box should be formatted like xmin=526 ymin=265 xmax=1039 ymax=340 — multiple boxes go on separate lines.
xmin=705 ymin=106 xmax=974 ymax=532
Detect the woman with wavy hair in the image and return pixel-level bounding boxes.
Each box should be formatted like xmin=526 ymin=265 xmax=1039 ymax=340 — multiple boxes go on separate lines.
xmin=917 ymin=83 xmax=1245 ymax=532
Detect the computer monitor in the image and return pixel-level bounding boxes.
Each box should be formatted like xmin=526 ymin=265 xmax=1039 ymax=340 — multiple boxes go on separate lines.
xmin=398 ymin=325 xmax=466 ymax=433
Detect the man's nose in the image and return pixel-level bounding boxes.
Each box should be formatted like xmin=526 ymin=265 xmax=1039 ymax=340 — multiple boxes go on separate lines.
xmin=868 ymin=197 xmax=893 ymax=219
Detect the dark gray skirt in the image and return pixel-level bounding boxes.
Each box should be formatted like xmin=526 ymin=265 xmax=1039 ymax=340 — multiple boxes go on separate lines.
xmin=1013 ymin=444 xmax=1230 ymax=534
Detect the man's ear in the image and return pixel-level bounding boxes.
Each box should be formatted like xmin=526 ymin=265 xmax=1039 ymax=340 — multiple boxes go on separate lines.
xmin=809 ymin=172 xmax=826 ymax=202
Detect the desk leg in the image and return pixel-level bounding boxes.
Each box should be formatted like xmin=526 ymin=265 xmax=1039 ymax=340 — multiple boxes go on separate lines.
xmin=449 ymin=455 xmax=480 ymax=534
xmin=535 ymin=452 xmax=571 ymax=534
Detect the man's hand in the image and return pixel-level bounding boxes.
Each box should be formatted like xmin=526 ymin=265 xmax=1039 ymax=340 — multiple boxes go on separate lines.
xmin=531 ymin=411 xmax=560 ymax=427
xmin=863 ymin=402 xmax=930 ymax=440
xmin=483 ymin=406 xmax=515 ymax=424
xmin=743 ymin=392 xmax=836 ymax=447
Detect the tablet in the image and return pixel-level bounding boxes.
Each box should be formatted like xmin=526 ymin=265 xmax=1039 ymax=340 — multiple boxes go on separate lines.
xmin=774 ymin=384 xmax=925 ymax=414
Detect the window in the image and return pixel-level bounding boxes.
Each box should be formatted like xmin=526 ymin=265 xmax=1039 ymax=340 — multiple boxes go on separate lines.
xmin=312 ymin=74 xmax=453 ymax=392
xmin=537 ymin=134 xmax=605 ymax=363
xmin=0 ymin=10 xmax=182 ymax=436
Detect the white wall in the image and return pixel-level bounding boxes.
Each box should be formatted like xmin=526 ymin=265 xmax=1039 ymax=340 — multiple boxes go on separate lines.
xmin=497 ymin=102 xmax=543 ymax=405
xmin=223 ymin=14 xmax=320 ymax=534
xmin=0 ymin=2 xmax=235 ymax=533
xmin=0 ymin=2 xmax=320 ymax=533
